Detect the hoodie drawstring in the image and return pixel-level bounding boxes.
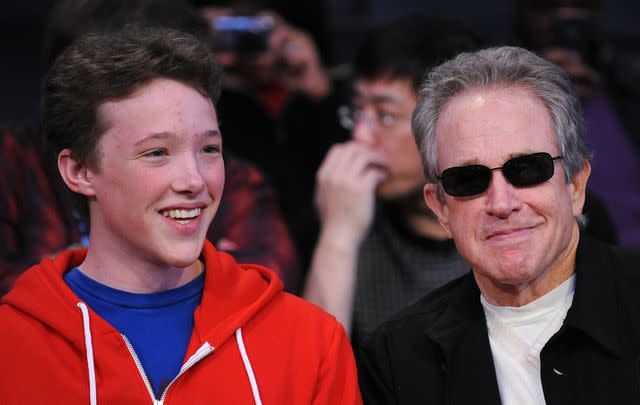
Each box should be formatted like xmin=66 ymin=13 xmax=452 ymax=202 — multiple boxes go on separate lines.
xmin=77 ymin=302 xmax=97 ymax=405
xmin=236 ymin=328 xmax=263 ymax=405
xmin=75 ymin=306 xmax=258 ymax=405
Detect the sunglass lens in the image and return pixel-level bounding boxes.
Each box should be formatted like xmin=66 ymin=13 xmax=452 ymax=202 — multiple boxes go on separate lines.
xmin=503 ymin=152 xmax=555 ymax=187
xmin=441 ymin=165 xmax=491 ymax=197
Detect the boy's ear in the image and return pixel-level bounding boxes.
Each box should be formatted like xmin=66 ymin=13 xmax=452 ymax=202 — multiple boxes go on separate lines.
xmin=57 ymin=149 xmax=97 ymax=197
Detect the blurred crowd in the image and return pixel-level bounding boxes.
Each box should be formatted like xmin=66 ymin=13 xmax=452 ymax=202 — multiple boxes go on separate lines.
xmin=1 ymin=0 xmax=639 ymax=351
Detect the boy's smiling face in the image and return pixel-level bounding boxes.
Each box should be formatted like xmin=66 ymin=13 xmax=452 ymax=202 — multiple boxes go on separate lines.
xmin=84 ymin=78 xmax=224 ymax=272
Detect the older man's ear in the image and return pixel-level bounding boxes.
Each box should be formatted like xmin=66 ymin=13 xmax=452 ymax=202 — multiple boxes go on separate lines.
xmin=570 ymin=160 xmax=591 ymax=219
xmin=423 ymin=183 xmax=452 ymax=238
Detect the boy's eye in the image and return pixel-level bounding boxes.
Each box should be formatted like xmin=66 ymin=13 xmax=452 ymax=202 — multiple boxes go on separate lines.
xmin=202 ymin=145 xmax=221 ymax=154
xmin=145 ymin=149 xmax=167 ymax=157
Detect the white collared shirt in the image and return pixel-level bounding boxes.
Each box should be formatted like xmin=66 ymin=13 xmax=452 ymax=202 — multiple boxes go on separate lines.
xmin=481 ymin=275 xmax=576 ymax=405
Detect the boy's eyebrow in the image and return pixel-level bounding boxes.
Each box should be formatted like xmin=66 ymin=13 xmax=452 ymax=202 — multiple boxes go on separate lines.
xmin=204 ymin=129 xmax=222 ymax=138
xmin=133 ymin=131 xmax=174 ymax=147
xmin=134 ymin=129 xmax=221 ymax=147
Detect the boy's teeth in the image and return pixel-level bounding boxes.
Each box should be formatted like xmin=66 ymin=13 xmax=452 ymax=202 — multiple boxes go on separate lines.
xmin=162 ymin=208 xmax=201 ymax=219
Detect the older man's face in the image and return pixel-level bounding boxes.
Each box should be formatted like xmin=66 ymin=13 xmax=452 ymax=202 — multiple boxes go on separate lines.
xmin=424 ymin=85 xmax=590 ymax=301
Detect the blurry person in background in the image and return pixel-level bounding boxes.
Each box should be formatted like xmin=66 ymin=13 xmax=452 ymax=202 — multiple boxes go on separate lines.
xmin=513 ymin=0 xmax=640 ymax=250
xmin=194 ymin=0 xmax=350 ymax=270
xmin=0 ymin=125 xmax=80 ymax=295
xmin=303 ymin=14 xmax=482 ymax=350
xmin=204 ymin=5 xmax=331 ymax=102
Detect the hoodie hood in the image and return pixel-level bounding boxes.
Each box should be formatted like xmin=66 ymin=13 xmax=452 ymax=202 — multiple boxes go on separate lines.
xmin=192 ymin=240 xmax=284 ymax=350
xmin=1 ymin=239 xmax=284 ymax=353
xmin=0 ymin=239 xmax=363 ymax=405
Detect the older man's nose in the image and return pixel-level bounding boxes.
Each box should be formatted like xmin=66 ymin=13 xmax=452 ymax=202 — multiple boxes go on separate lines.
xmin=484 ymin=171 xmax=521 ymax=218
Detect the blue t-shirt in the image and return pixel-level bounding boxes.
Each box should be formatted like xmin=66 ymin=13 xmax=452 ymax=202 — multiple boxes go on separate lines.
xmin=64 ymin=268 xmax=204 ymax=399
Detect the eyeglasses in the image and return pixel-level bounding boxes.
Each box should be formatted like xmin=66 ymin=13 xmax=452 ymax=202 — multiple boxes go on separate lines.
xmin=437 ymin=152 xmax=564 ymax=197
xmin=337 ymin=105 xmax=401 ymax=131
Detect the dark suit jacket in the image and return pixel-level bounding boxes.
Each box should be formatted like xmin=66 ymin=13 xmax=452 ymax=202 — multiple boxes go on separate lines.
xmin=359 ymin=236 xmax=640 ymax=404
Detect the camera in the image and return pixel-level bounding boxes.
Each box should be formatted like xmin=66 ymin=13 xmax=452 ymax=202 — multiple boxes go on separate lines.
xmin=212 ymin=15 xmax=274 ymax=53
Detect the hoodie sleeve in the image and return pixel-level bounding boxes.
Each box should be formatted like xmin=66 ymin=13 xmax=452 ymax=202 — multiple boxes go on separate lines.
xmin=312 ymin=320 xmax=363 ymax=405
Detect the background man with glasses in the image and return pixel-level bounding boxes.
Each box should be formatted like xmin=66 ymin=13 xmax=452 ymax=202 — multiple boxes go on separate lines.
xmin=359 ymin=46 xmax=640 ymax=404
xmin=303 ymin=14 xmax=481 ymax=351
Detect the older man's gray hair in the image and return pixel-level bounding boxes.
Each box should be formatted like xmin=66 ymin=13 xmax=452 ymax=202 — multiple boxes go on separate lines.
xmin=412 ymin=46 xmax=590 ymax=190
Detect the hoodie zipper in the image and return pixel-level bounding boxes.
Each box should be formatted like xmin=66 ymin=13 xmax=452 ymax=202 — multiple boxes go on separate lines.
xmin=122 ymin=335 xmax=157 ymax=403
xmin=122 ymin=335 xmax=214 ymax=405
xmin=158 ymin=342 xmax=215 ymax=404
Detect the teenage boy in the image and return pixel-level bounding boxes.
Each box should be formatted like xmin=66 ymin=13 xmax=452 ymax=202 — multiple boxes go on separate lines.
xmin=0 ymin=27 xmax=361 ymax=404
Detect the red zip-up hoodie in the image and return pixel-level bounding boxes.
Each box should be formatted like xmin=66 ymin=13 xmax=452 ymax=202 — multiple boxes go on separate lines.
xmin=0 ymin=240 xmax=362 ymax=404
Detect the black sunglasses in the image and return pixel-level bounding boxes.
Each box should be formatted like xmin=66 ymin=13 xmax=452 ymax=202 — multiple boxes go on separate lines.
xmin=437 ymin=152 xmax=564 ymax=197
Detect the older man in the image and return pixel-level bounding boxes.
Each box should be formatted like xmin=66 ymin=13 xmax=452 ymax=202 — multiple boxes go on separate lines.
xmin=359 ymin=46 xmax=640 ymax=404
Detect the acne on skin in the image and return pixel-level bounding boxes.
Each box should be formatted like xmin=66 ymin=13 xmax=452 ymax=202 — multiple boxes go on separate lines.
xmin=64 ymin=78 xmax=225 ymax=293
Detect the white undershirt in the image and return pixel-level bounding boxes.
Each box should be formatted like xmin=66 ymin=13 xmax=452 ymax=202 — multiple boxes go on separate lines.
xmin=480 ymin=275 xmax=576 ymax=405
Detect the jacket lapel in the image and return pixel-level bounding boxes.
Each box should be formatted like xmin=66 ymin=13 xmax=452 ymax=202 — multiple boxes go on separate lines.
xmin=563 ymin=236 xmax=623 ymax=356
xmin=425 ymin=273 xmax=502 ymax=405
